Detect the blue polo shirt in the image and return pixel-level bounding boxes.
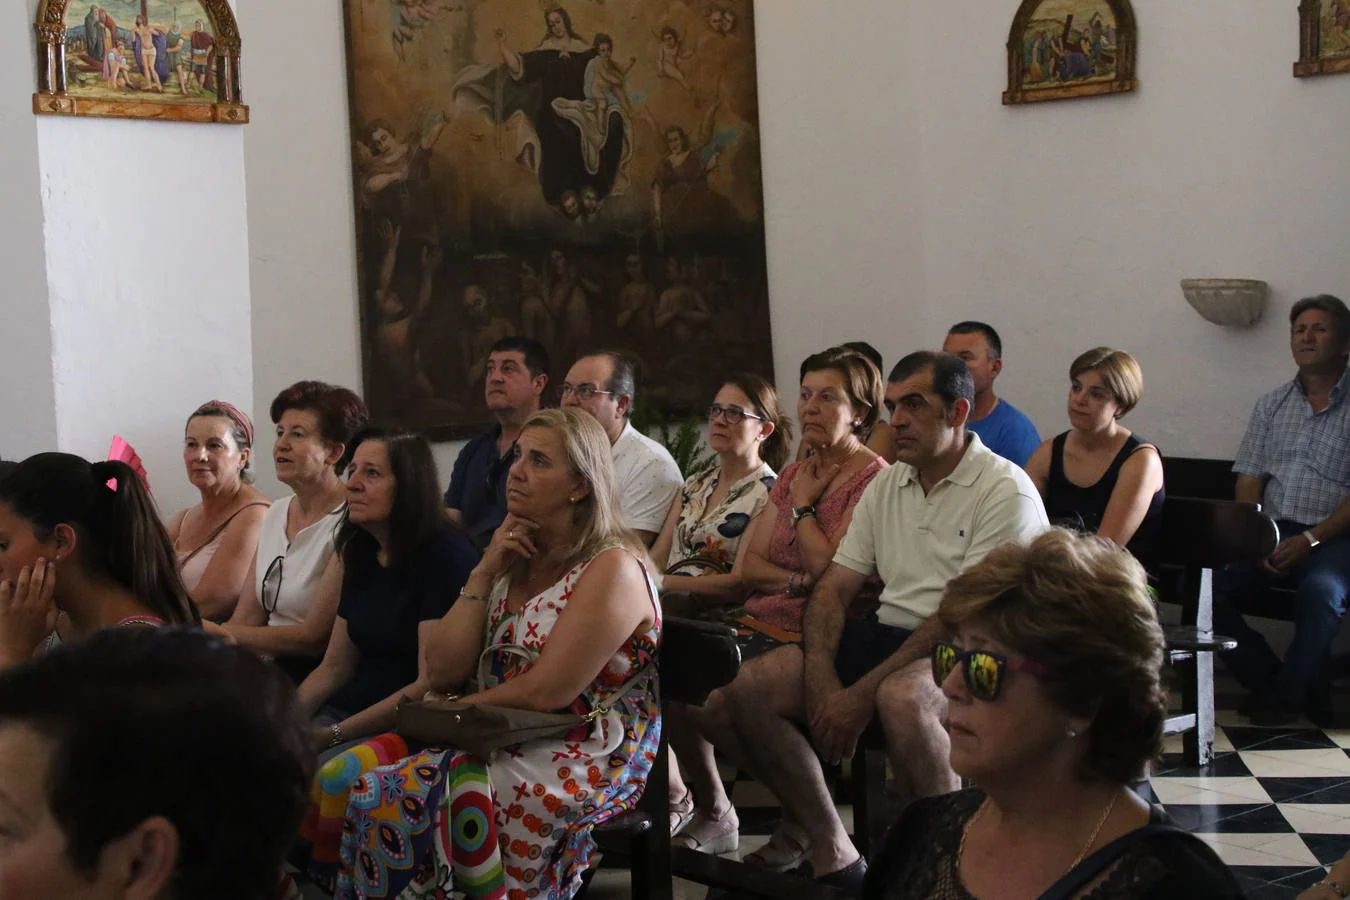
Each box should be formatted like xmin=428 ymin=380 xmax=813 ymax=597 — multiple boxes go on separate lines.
xmin=967 ymin=398 xmax=1041 ymax=468
xmin=444 ymin=426 xmax=513 ymax=547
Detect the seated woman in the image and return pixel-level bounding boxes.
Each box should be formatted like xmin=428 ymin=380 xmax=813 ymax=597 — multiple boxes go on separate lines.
xmin=796 ymin=342 xmax=896 ymax=464
xmin=298 ymin=428 xmax=478 ymax=759
xmin=653 ymin=373 xmax=790 ymax=615
xmin=862 ymin=529 xmax=1241 ymax=898
xmin=0 ymin=453 xmax=199 ymax=667
xmin=1025 ymin=347 xmax=1164 ymax=566
xmin=220 ymin=381 xmax=367 ymax=682
xmin=0 ymin=628 xmax=312 ymax=900
xmin=651 ymin=374 xmax=789 ymax=842
xmin=675 ymin=349 xmax=887 ymax=863
xmin=308 ymin=408 xmax=660 ymax=900
xmin=166 ymin=400 xmax=269 ymax=621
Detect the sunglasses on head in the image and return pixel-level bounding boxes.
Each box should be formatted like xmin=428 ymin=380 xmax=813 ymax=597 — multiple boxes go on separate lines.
xmin=931 ymin=640 xmax=1046 ymax=702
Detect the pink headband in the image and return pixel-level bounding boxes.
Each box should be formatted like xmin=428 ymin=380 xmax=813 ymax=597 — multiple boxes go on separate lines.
xmin=193 ymin=400 xmax=255 ymax=447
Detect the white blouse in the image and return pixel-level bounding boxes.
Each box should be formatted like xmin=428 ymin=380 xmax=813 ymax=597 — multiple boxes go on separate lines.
xmin=253 ymin=495 xmax=343 ymax=627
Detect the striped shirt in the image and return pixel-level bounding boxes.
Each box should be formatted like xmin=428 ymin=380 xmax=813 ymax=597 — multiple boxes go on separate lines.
xmin=1233 ymin=368 xmax=1350 ymax=525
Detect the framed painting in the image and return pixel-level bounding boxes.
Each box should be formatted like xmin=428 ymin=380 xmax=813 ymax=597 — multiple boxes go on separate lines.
xmin=1296 ymin=0 xmax=1350 ymax=77
xmin=1004 ymin=0 xmax=1137 ymax=105
xmin=342 ymin=0 xmax=774 ymax=441
xmin=33 ymin=0 xmax=247 ymax=123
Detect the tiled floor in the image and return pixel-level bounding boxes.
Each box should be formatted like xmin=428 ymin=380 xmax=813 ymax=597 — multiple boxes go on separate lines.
xmin=585 ymin=701 xmax=1350 ymax=899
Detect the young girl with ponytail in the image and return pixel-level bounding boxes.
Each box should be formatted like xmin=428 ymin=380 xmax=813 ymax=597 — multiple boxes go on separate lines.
xmin=0 ymin=453 xmax=198 ymax=667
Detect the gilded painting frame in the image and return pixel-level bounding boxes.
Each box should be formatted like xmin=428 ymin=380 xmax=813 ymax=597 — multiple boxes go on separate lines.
xmin=1296 ymin=0 xmax=1350 ymax=77
xmin=342 ymin=1 xmax=774 ymax=441
xmin=33 ymin=0 xmax=247 ymax=124
xmin=1004 ymin=0 xmax=1137 ymax=105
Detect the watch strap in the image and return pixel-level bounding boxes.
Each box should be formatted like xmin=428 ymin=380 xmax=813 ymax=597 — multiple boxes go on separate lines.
xmin=1305 ymin=530 xmax=1322 ymax=550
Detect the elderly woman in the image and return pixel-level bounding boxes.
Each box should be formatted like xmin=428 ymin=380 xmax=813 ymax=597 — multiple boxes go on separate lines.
xmin=862 ymin=530 xmax=1239 ymax=898
xmin=166 ymin=401 xmax=269 ymax=621
xmin=220 ymin=381 xmax=368 ymax=682
xmin=0 ymin=453 xmax=199 ymax=669
xmin=308 ymin=408 xmax=660 ymax=900
xmin=794 ymin=342 xmax=896 ymax=464
xmin=672 ymin=349 xmax=887 ymax=862
xmin=1025 ymin=348 xmax=1164 ymax=566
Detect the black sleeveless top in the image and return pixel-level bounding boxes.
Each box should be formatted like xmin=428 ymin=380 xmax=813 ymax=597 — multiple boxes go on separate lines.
xmin=1045 ymin=431 xmax=1164 ymax=567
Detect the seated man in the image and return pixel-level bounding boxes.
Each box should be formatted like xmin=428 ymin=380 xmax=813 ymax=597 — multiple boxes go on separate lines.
xmin=942 ymin=321 xmax=1041 ymax=466
xmin=0 ymin=627 xmax=312 ymax=899
xmin=1214 ymin=294 xmax=1350 ymax=726
xmin=444 ymin=336 xmax=550 ymax=546
xmin=560 ymin=350 xmax=682 ymax=546
xmin=702 ymin=351 xmax=1048 ymax=888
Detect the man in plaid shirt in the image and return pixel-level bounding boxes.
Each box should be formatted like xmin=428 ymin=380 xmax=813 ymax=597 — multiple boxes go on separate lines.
xmin=1214 ymin=294 xmax=1350 ymax=726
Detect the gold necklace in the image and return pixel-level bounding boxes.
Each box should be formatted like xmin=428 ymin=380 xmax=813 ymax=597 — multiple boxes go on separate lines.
xmin=958 ymin=789 xmax=1122 ymax=883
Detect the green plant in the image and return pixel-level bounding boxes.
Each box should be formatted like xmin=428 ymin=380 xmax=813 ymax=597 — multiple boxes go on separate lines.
xmin=658 ymin=415 xmax=717 ymax=480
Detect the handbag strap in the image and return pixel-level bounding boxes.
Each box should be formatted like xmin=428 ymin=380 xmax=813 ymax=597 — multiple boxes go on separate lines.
xmin=1037 ymin=822 xmax=1188 ymax=900
xmin=177 ymin=501 xmax=269 ymax=569
xmin=477 ymin=641 xmax=653 ymax=721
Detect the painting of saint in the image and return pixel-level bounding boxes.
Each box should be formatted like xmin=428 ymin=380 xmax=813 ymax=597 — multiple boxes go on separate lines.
xmin=1321 ymin=0 xmax=1350 ymax=59
xmin=60 ymin=0 xmax=219 ymax=104
xmin=1005 ymin=0 xmax=1135 ymax=103
xmin=344 ymin=1 xmax=772 ymax=438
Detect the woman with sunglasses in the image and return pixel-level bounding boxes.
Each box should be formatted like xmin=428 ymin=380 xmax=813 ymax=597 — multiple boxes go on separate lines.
xmin=862 ymin=529 xmax=1240 ymax=899
xmin=218 ymin=381 xmax=368 ymax=682
xmin=650 ymin=374 xmax=791 ymax=845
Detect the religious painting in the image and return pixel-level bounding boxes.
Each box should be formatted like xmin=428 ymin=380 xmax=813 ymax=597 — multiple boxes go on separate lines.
xmin=343 ymin=0 xmax=773 ymax=440
xmin=1296 ymin=0 xmax=1350 ymax=77
xmin=1004 ymin=0 xmax=1137 ymax=105
xmin=33 ymin=0 xmax=246 ymax=124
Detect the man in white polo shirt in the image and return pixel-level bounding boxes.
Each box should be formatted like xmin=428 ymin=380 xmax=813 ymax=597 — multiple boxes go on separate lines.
xmin=560 ymin=351 xmax=682 ymax=546
xmin=709 ymin=351 xmax=1047 ymax=889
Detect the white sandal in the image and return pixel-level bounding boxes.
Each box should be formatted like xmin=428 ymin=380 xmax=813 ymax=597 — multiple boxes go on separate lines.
xmin=669 ymin=790 xmax=696 ymax=837
xmin=672 ymin=809 xmax=740 ymax=855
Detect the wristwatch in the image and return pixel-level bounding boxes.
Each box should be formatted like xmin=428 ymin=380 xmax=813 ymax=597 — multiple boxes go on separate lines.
xmin=1305 ymin=530 xmax=1322 ymax=551
xmin=792 ymin=505 xmax=816 ymax=525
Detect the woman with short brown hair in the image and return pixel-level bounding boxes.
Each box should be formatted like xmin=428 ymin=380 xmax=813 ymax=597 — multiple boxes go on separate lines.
xmin=862 ymin=530 xmax=1239 ymax=898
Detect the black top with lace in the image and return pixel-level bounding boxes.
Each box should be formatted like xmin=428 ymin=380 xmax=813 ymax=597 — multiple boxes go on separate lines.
xmin=862 ymin=789 xmax=1243 ymax=900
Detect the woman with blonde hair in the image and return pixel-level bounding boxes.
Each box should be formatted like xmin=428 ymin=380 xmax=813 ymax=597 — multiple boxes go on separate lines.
xmin=1025 ymin=347 xmax=1164 ymax=566
xmin=305 ymin=408 xmax=661 ymax=900
xmin=862 ymin=530 xmax=1239 ymax=898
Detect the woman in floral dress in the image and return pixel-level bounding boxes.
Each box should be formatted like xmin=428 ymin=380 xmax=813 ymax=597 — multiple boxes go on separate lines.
xmin=310 ymin=409 xmax=661 ymax=899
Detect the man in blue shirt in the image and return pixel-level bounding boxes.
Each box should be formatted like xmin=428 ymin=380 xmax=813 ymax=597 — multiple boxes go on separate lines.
xmin=1214 ymin=295 xmax=1350 ymax=726
xmin=942 ymin=322 xmax=1041 ymax=467
xmin=444 ymin=337 xmax=550 ymax=546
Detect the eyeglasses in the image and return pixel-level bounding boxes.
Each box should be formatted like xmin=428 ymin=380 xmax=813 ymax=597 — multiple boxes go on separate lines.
xmin=931 ymin=640 xmax=1046 ymax=702
xmin=559 ymin=383 xmax=616 ymax=402
xmin=707 ymin=404 xmax=766 ymax=425
xmin=260 ymin=554 xmax=285 ymax=615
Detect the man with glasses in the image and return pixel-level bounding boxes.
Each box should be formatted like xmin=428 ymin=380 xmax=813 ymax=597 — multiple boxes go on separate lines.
xmin=560 ymin=351 xmax=682 ymax=547
xmin=445 ymin=337 xmax=550 ymax=547
xmin=707 ymin=352 xmax=1046 ymax=888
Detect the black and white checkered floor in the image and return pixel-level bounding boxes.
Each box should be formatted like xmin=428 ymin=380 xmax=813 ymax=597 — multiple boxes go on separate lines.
xmin=585 ymin=702 xmax=1350 ymax=898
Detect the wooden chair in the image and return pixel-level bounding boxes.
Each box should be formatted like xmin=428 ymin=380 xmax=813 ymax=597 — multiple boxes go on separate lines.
xmin=1155 ymin=496 xmax=1277 ymax=765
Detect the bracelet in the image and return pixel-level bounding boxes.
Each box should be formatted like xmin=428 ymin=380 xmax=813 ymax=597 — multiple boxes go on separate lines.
xmin=327 ymin=722 xmax=344 ymax=748
xmin=458 ymin=588 xmax=489 ymax=604
xmin=1318 ymin=879 xmax=1350 ymax=898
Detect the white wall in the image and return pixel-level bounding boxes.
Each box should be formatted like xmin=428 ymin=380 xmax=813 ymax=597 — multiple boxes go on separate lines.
xmin=239 ymin=0 xmax=364 ymax=500
xmin=0 ymin=0 xmax=58 ymax=457
xmin=912 ymin=0 xmax=1350 ymax=456
xmin=230 ymin=0 xmax=1350 ymax=484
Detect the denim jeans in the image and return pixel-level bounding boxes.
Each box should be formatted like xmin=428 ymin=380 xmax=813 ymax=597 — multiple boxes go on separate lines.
xmin=1212 ymin=519 xmax=1350 ymax=705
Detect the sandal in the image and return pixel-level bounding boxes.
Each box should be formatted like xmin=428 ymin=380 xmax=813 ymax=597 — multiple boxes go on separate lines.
xmin=673 ymin=808 xmax=740 ymax=855
xmin=742 ymin=820 xmax=811 ymax=872
xmin=669 ymin=790 xmax=696 ymax=837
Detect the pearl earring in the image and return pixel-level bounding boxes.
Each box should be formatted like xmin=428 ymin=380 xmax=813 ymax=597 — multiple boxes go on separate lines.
xmin=1066 ymin=728 xmax=1079 ymax=739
